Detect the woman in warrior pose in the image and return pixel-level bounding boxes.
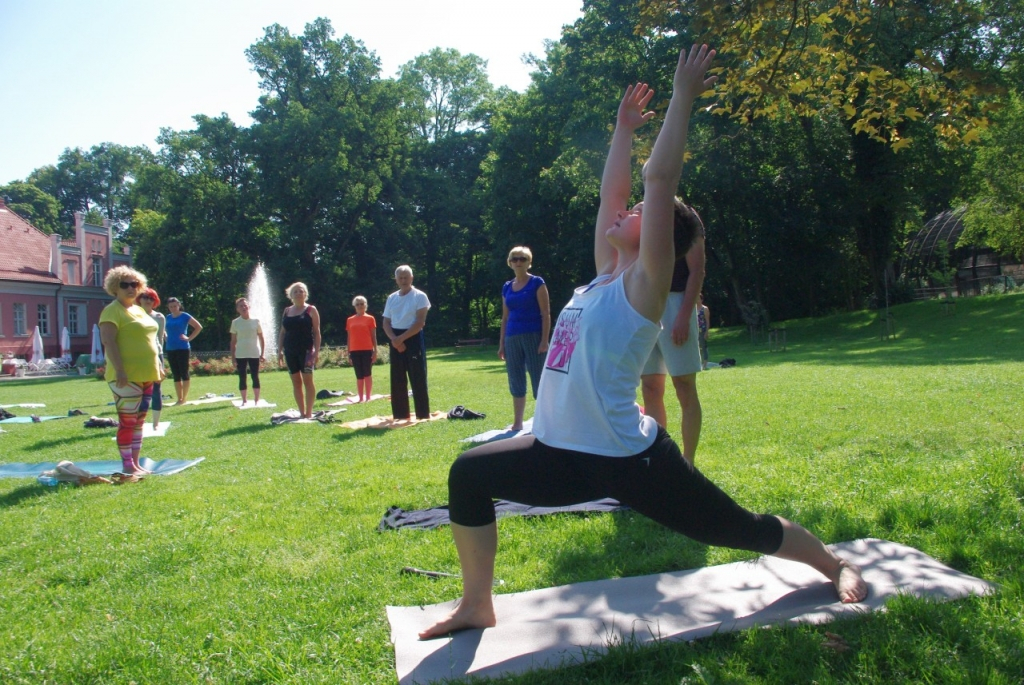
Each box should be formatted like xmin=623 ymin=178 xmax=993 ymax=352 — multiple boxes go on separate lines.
xmin=419 ymin=45 xmax=866 ymax=639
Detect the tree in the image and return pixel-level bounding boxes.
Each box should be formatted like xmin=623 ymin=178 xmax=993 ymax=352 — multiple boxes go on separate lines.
xmin=960 ymin=90 xmax=1024 ymax=259
xmin=0 ymin=181 xmax=61 ymax=234
xmin=638 ymin=0 xmax=1022 ymax=300
xmin=398 ymin=48 xmax=493 ymax=141
xmin=246 ymin=18 xmax=409 ymax=341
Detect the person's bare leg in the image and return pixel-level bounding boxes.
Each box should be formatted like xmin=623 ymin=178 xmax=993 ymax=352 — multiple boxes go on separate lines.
xmin=254 ymin=384 xmax=260 ymax=403
xmin=181 ymin=379 xmax=191 ymax=403
xmin=174 ymin=380 xmax=184 ymax=405
xmin=419 ymin=522 xmax=498 ymax=639
xmin=773 ymin=518 xmax=867 ymax=603
xmin=640 ymin=373 xmax=668 ymax=428
xmin=290 ymin=373 xmax=304 ymax=413
xmin=366 ymin=375 xmax=373 ymax=400
xmin=302 ymin=373 xmax=316 ymax=417
xmin=241 ymin=388 xmax=249 ymax=404
xmin=672 ymin=373 xmax=701 ymax=465
xmin=511 ymin=396 xmax=526 ymax=431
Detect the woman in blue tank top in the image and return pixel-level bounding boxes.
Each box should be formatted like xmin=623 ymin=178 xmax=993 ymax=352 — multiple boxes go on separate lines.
xmin=418 ymin=45 xmax=866 ymax=640
xmin=498 ymin=245 xmax=551 ymax=431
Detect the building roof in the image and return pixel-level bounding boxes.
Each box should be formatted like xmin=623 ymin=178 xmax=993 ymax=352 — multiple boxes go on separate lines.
xmin=0 ymin=202 xmax=61 ymax=284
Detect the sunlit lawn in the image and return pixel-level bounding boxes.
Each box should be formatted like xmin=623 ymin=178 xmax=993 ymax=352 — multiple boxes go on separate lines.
xmin=1 ymin=292 xmax=1022 ymax=683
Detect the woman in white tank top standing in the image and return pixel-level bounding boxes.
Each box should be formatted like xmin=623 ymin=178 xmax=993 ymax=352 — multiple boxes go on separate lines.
xmin=418 ymin=45 xmax=866 ymax=640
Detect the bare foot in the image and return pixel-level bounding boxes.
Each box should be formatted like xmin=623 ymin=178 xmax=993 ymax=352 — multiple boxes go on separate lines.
xmin=833 ymin=559 xmax=867 ymax=603
xmin=418 ymin=600 xmax=496 ymax=640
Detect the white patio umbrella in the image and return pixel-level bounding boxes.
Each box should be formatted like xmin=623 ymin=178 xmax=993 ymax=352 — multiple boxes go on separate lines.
xmin=90 ymin=323 xmax=105 ymax=364
xmin=30 ymin=326 xmax=45 ymax=365
xmin=61 ymin=326 xmax=71 ymax=361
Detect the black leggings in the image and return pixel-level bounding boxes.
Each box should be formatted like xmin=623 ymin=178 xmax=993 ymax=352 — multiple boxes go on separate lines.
xmin=236 ymin=358 xmax=261 ymax=390
xmin=350 ymin=350 xmax=373 ymax=379
xmin=448 ymin=428 xmax=784 ymax=555
xmin=166 ymin=349 xmax=191 ymax=381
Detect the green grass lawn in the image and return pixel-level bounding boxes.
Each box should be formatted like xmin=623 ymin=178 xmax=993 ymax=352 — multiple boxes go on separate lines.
xmin=1 ymin=293 xmax=1022 ymax=684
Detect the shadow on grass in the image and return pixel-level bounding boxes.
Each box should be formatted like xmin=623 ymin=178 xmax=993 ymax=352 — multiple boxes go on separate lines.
xmin=212 ymin=423 xmax=278 ymax=438
xmin=333 ymin=428 xmax=390 ymax=443
xmin=28 ymin=432 xmax=111 ymax=451
xmin=0 ymin=484 xmax=50 ymax=509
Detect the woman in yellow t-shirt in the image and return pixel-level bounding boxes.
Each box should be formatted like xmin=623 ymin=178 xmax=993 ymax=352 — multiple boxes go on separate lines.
xmin=99 ymin=266 xmax=162 ymax=475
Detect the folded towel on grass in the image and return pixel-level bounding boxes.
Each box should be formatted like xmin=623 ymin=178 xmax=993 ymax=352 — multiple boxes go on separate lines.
xmin=183 ymin=394 xmax=235 ymax=405
xmin=0 ymin=457 xmax=205 ymax=479
xmin=270 ymin=409 xmax=347 ymax=425
xmin=388 ymin=538 xmax=996 ymax=685
xmin=378 ymin=497 xmax=626 ymax=531
xmin=340 ymin=411 xmax=446 ymax=430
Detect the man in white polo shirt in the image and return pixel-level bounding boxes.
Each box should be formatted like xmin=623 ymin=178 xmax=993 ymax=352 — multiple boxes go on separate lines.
xmin=382 ymin=265 xmax=432 ymax=420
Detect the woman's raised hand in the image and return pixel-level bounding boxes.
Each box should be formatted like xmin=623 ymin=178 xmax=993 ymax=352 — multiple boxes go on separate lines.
xmin=673 ymin=45 xmax=717 ymax=103
xmin=617 ymin=83 xmax=656 ymax=132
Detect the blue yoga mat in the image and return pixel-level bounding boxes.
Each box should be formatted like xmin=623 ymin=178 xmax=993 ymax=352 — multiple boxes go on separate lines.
xmin=0 ymin=415 xmax=69 ymax=424
xmin=0 ymin=457 xmax=205 ymax=478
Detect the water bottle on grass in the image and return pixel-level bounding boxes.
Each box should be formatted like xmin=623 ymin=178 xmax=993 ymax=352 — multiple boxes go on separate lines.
xmin=38 ymin=475 xmax=59 ymax=487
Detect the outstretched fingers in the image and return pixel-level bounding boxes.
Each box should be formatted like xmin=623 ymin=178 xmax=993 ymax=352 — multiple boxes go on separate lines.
xmin=618 ymin=82 xmax=657 ymax=129
xmin=674 ymin=44 xmax=718 ymax=99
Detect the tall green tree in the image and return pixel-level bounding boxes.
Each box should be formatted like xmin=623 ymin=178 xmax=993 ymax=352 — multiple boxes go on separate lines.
xmin=246 ymin=18 xmax=408 ymax=341
xmin=129 ymin=115 xmax=275 ymax=349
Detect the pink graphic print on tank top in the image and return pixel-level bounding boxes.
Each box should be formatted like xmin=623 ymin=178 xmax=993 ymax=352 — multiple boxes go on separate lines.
xmin=545 ymin=307 xmax=582 ymax=373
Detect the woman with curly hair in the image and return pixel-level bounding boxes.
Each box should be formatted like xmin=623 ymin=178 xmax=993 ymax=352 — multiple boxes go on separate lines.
xmin=99 ymin=266 xmax=163 ymax=474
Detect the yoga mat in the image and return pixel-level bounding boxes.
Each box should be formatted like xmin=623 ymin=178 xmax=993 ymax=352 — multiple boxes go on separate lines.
xmin=340 ymin=411 xmax=446 ymax=430
xmin=378 ymin=498 xmax=626 ymax=531
xmin=0 ymin=415 xmax=69 ymax=424
xmin=326 ymin=394 xmax=386 ymax=407
xmin=388 ymin=538 xmax=995 ymax=685
xmin=0 ymin=457 xmax=205 ymax=478
xmin=0 ymin=403 xmax=46 ymax=408
xmin=231 ymin=399 xmax=277 ymax=409
xmin=461 ymin=418 xmax=534 ymax=444
xmin=111 ymin=422 xmax=172 ymax=439
xmin=184 ymin=395 xmax=235 ymax=405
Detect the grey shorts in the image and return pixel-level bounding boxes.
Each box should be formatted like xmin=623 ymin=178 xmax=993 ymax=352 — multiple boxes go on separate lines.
xmin=642 ymin=292 xmax=702 ymax=377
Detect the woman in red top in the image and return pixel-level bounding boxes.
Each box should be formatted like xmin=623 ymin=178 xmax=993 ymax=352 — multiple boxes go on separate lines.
xmin=345 ymin=296 xmax=378 ymax=402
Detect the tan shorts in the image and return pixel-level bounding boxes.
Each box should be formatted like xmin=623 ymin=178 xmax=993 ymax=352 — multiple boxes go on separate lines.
xmin=642 ymin=292 xmax=702 ymax=377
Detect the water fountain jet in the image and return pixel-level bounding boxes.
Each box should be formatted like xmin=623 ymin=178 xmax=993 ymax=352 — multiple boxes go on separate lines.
xmin=246 ymin=262 xmax=278 ymax=359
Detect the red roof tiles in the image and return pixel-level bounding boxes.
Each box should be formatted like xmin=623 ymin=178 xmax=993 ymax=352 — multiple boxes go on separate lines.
xmin=0 ymin=204 xmax=61 ymax=284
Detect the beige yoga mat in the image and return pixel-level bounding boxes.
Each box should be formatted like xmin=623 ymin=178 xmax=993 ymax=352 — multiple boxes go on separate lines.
xmin=341 ymin=411 xmax=446 ymax=430
xmin=388 ymin=538 xmax=995 ymax=685
xmin=232 ymin=399 xmax=276 ymax=409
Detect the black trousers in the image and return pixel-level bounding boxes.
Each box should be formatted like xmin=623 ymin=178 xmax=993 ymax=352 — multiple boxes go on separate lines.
xmin=448 ymin=428 xmax=784 ymax=555
xmin=390 ymin=329 xmax=430 ymax=419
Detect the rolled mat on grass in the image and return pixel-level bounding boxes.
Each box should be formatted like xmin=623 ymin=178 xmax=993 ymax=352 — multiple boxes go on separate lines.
xmin=388 ymin=538 xmax=996 ymax=685
xmin=461 ymin=418 xmax=534 ymax=444
xmin=0 ymin=415 xmax=69 ymax=424
xmin=340 ymin=411 xmax=446 ymax=430
xmin=378 ymin=498 xmax=626 ymax=531
xmin=0 ymin=457 xmax=205 ymax=478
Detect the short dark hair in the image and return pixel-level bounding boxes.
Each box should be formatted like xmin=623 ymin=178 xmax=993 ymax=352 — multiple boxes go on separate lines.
xmin=673 ymin=201 xmax=704 ymax=261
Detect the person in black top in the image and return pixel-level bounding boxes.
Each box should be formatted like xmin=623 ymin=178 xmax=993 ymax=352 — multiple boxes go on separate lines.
xmin=277 ymin=282 xmax=321 ymax=418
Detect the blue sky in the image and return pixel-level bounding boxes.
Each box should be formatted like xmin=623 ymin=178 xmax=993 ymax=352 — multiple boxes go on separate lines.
xmin=0 ymin=0 xmax=583 ymax=184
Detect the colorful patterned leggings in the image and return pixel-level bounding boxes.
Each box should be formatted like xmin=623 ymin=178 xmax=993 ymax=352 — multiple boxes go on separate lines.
xmin=109 ymin=381 xmax=154 ymax=468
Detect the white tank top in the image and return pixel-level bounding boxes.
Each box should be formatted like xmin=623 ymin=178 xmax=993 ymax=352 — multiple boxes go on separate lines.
xmin=533 ymin=273 xmax=660 ymax=456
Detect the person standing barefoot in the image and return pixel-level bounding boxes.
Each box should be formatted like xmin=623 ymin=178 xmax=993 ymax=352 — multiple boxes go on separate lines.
xmin=419 ymin=45 xmax=865 ymax=640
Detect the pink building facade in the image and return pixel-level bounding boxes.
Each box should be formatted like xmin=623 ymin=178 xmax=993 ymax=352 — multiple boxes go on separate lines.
xmin=0 ymin=199 xmax=131 ymax=361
